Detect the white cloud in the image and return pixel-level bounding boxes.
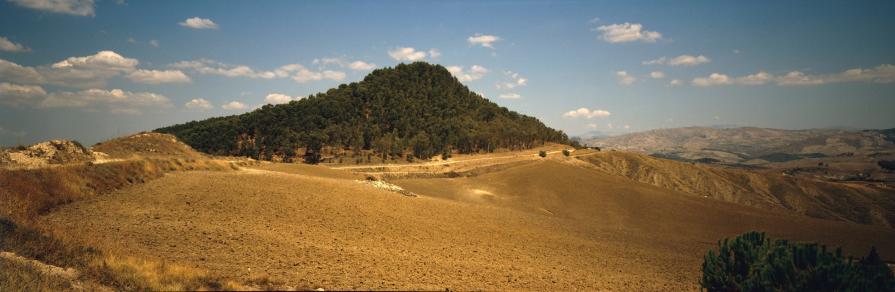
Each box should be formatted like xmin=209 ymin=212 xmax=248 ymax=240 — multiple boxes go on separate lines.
xmin=496 ymin=71 xmax=528 ymax=89
xmin=595 ymin=22 xmax=662 ymax=43
xmin=0 ymin=36 xmax=30 ymax=53
xmin=126 ymin=69 xmax=191 ymax=84
xmin=171 ymin=59 xmax=276 ymax=79
xmin=264 ymin=93 xmax=304 ymax=105
xmin=643 ymin=55 xmax=710 ymax=66
xmin=624 ymin=124 xmax=631 ymax=129
xmin=737 ymin=71 xmax=773 ymax=85
xmin=616 ymin=70 xmax=636 ymax=86
xmin=498 ymin=93 xmax=521 ymax=99
xmin=149 ymin=39 xmax=159 ymax=48
xmin=39 ymin=88 xmax=171 ymax=114
xmin=649 ymin=71 xmax=665 ymax=79
xmin=447 ymin=65 xmax=488 ymax=82
xmin=51 ymin=50 xmax=138 ymax=71
xmin=587 ymin=123 xmax=598 ymax=129
xmin=428 ymin=48 xmax=441 ymax=59
xmin=690 ymin=65 xmax=895 ymax=87
xmin=669 ymin=79 xmax=682 ymax=86
xmin=563 ymin=107 xmax=611 ymax=119
xmin=221 ymin=101 xmax=248 ymax=110
xmin=322 ymin=70 xmax=346 ymax=80
xmin=9 ymin=0 xmax=95 ymax=16
xmin=388 ymin=47 xmax=428 ymax=62
xmin=0 ymin=58 xmax=45 ymax=84
xmin=692 ymin=73 xmax=732 ymax=86
xmin=347 ymin=60 xmax=376 ymax=71
xmin=0 ymin=82 xmax=45 ymax=106
xmin=43 ymin=50 xmax=139 ymax=88
xmin=127 ymin=37 xmax=136 ymax=44
xmin=313 ymin=57 xmax=377 ymax=71
xmin=184 ymin=98 xmax=212 ymax=110
xmin=179 ymin=17 xmax=218 ymax=29
xmin=467 ymin=33 xmax=500 ymax=49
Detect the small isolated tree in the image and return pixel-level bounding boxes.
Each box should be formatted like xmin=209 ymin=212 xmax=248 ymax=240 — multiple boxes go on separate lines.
xmin=701 ymin=231 xmax=895 ymax=291
xmin=539 ymin=150 xmax=547 ymax=158
xmin=562 ymin=149 xmax=571 ymax=157
xmin=441 ymin=150 xmax=451 ymax=161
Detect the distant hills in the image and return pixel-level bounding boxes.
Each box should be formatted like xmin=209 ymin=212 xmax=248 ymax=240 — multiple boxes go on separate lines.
xmin=157 ymin=62 xmax=571 ymax=162
xmin=586 ymin=126 xmax=895 ymax=164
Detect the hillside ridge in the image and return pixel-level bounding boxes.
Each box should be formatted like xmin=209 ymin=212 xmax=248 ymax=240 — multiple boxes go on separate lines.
xmin=157 ymin=62 xmax=571 ymax=162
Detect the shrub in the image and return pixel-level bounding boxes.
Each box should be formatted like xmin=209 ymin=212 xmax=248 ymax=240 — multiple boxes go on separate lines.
xmin=701 ymin=231 xmax=895 ymax=291
xmin=441 ymin=150 xmax=451 ymax=161
xmin=562 ymin=149 xmax=570 ymax=157
xmin=538 ymin=151 xmax=547 ymax=158
xmin=406 ymin=154 xmax=414 ymax=162
xmin=879 ymin=160 xmax=895 ymax=172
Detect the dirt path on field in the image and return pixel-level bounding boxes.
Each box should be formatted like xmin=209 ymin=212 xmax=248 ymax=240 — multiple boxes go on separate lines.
xmin=38 ymin=161 xmax=895 ymax=290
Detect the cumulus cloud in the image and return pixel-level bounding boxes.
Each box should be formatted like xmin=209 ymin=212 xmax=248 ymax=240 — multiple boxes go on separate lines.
xmin=347 ymin=60 xmax=376 ymax=71
xmin=649 ymin=71 xmax=665 ymax=79
xmin=51 ymin=50 xmax=138 ymax=71
xmin=38 ymin=88 xmax=171 ymax=114
xmin=615 ymin=70 xmax=636 ymax=86
xmin=0 ymin=36 xmax=30 ymax=53
xmin=0 ymin=58 xmax=45 ymax=84
xmin=467 ymin=33 xmax=500 ymax=49
xmin=388 ymin=47 xmax=428 ymax=62
xmin=643 ymin=55 xmax=710 ymax=66
xmin=126 ymin=69 xmax=191 ymax=84
xmin=171 ymin=59 xmax=276 ymax=79
xmin=563 ymin=108 xmax=611 ymax=119
xmin=428 ymin=49 xmax=441 ymax=59
xmin=496 ymin=71 xmax=528 ymax=89
xmin=43 ymin=50 xmax=139 ymax=88
xmin=179 ymin=17 xmax=218 ymax=29
xmin=221 ymin=101 xmax=248 ymax=110
xmin=292 ymin=68 xmax=346 ymax=83
xmin=149 ymin=39 xmax=159 ymax=48
xmin=692 ymin=73 xmax=732 ymax=86
xmin=184 ymin=98 xmax=212 ymax=110
xmin=312 ymin=57 xmax=377 ymax=71
xmin=669 ymin=79 xmax=682 ymax=86
xmin=498 ymin=93 xmax=521 ymax=99
xmin=595 ymin=22 xmax=662 ymax=43
xmin=0 ymin=82 xmax=45 ymax=106
xmin=447 ymin=65 xmax=488 ymax=82
xmin=9 ymin=0 xmax=95 ymax=16
xmin=691 ymin=65 xmax=895 ymax=87
xmin=264 ymin=93 xmax=304 ymax=105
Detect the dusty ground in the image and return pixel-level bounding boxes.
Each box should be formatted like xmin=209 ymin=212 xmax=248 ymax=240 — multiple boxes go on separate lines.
xmin=39 ymin=159 xmax=895 ymax=290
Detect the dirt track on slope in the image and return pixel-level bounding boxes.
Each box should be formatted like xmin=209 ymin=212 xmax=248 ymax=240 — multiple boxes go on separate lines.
xmin=39 ymin=161 xmax=895 ymax=290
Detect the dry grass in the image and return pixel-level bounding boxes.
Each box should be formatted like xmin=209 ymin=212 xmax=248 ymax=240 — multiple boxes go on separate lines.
xmin=0 ymin=157 xmax=234 ymax=224
xmin=0 ymin=156 xmax=250 ymax=291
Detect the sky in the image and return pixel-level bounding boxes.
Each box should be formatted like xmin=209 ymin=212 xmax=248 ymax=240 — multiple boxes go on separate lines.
xmin=1 ymin=0 xmax=894 ymax=146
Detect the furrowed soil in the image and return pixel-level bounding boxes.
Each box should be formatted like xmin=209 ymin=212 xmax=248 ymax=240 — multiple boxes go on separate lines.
xmin=39 ymin=158 xmax=895 ymax=290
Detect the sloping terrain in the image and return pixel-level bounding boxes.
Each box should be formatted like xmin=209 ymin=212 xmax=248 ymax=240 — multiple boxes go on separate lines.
xmin=91 ymin=132 xmax=206 ymax=159
xmin=575 ymin=151 xmax=895 ymax=227
xmin=38 ymin=158 xmax=895 ymax=290
xmin=586 ymin=127 xmax=895 ymax=160
xmin=1 ymin=140 xmax=97 ymax=169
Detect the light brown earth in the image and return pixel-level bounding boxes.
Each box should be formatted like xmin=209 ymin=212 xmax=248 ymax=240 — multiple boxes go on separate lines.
xmin=39 ymin=154 xmax=895 ymax=290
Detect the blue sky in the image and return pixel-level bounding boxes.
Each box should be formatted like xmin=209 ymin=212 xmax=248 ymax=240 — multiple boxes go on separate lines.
xmin=1 ymin=0 xmax=894 ymax=146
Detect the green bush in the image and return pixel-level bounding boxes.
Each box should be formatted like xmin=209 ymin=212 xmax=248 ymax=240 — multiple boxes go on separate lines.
xmin=538 ymin=151 xmax=547 ymax=158
xmin=701 ymin=231 xmax=895 ymax=291
xmin=562 ymin=149 xmax=570 ymax=156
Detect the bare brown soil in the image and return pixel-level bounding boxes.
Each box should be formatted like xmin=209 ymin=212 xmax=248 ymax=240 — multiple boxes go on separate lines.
xmin=39 ymin=159 xmax=895 ymax=290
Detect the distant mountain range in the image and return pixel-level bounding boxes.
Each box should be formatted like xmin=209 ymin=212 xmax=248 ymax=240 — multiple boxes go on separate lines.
xmin=585 ymin=126 xmax=895 ymax=164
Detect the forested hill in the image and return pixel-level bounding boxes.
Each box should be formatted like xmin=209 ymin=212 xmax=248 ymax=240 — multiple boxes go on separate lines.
xmin=156 ymin=62 xmax=572 ymax=162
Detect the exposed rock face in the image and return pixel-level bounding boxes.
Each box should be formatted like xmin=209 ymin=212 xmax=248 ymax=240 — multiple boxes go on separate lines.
xmin=1 ymin=140 xmax=95 ymax=169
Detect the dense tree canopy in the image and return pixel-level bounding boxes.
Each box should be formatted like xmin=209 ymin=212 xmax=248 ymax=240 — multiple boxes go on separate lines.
xmin=156 ymin=62 xmax=571 ymax=162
